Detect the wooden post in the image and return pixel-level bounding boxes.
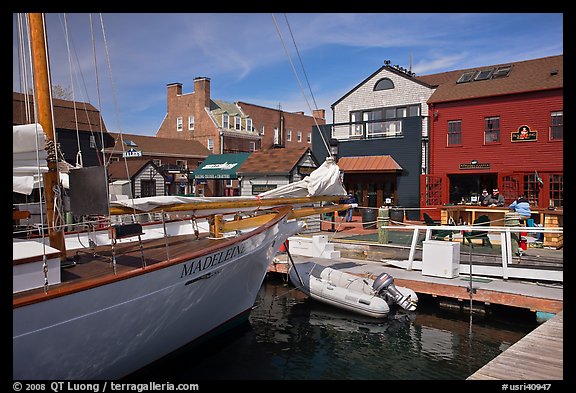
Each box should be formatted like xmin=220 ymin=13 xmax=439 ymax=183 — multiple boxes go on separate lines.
xmin=29 ymin=13 xmax=67 ymax=261
xmin=378 ymin=207 xmax=389 ymax=244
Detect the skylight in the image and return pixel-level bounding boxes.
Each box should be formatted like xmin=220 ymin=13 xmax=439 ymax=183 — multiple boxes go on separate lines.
xmin=474 ymin=68 xmax=494 ymax=81
xmin=123 ymin=139 xmax=137 ymax=147
xmin=456 ymin=71 xmax=476 ymax=84
xmin=491 ymin=65 xmax=512 ymax=79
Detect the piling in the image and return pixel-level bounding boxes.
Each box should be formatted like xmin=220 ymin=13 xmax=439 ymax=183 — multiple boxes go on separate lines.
xmin=378 ymin=207 xmax=389 ymax=244
xmin=504 ymin=211 xmax=521 ymax=255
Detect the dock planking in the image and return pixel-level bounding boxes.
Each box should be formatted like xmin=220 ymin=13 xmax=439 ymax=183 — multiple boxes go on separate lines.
xmin=467 ymin=311 xmax=563 ymax=380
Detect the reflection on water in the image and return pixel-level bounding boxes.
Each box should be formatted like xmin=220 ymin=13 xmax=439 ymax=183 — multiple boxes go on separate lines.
xmin=134 ymin=275 xmax=537 ymax=380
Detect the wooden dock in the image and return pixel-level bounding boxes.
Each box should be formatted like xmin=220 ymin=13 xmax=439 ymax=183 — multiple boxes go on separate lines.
xmin=269 ymin=252 xmax=563 ymax=314
xmin=467 ymin=311 xmax=563 ymax=380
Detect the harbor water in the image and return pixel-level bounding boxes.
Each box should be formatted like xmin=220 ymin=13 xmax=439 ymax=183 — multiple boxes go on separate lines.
xmin=128 ymin=274 xmax=539 ymax=381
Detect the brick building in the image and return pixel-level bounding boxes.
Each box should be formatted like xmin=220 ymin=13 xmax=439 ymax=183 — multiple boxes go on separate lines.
xmin=156 ymin=77 xmax=325 ymax=153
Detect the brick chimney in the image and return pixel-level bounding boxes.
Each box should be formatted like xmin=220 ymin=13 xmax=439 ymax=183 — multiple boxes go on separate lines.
xmin=313 ymin=109 xmax=325 ymax=120
xmin=166 ymin=82 xmax=182 ymax=112
xmin=194 ymin=77 xmax=211 ymax=109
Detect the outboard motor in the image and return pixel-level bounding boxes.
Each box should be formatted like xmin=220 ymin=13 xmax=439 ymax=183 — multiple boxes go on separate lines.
xmin=372 ymin=273 xmax=416 ymax=311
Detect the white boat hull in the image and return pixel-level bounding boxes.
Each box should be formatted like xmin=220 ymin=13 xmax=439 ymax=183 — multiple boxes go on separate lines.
xmin=289 ymin=261 xmax=417 ymax=319
xmin=13 ymin=218 xmax=301 ymax=380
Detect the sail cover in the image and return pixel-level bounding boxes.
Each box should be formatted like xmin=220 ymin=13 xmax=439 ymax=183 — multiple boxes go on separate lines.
xmin=110 ymin=157 xmax=347 ymax=212
xmin=13 ymin=123 xmax=48 ymax=195
xmin=259 ymin=157 xmax=346 ymax=198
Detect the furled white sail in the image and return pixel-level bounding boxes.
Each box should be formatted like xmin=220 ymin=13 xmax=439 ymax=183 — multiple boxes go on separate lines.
xmin=110 ymin=157 xmax=347 ymax=212
xmin=259 ymin=156 xmax=346 ymax=199
xmin=13 ymin=124 xmax=48 ymax=195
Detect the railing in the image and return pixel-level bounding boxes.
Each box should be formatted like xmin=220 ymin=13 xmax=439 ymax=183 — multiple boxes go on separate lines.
xmin=332 ymin=120 xmax=404 ymax=140
xmin=371 ymin=222 xmax=563 ymax=283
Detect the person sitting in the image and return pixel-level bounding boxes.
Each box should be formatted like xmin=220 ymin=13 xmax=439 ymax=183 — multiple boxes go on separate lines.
xmin=488 ymin=188 xmax=505 ymax=207
xmin=508 ymin=195 xmax=532 ymax=256
xmin=479 ymin=189 xmax=490 ymax=206
xmin=509 ymin=195 xmax=532 ymax=221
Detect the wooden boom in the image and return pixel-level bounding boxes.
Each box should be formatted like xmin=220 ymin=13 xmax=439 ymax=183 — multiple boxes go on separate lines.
xmin=109 ymin=195 xmax=344 ymax=216
xmin=211 ymin=203 xmax=352 ymax=237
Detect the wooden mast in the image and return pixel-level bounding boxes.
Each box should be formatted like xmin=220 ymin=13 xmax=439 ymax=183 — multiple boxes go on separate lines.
xmin=28 ymin=13 xmax=67 ymax=261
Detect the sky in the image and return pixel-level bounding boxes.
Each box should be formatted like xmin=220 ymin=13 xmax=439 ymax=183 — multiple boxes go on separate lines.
xmin=13 ymin=13 xmax=563 ymax=136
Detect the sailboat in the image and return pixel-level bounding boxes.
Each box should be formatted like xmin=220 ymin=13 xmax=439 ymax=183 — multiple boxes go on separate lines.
xmin=13 ymin=13 xmax=351 ymax=380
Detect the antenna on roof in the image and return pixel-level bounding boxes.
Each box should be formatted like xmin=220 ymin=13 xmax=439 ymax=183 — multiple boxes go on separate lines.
xmin=409 ymin=48 xmax=413 ymax=73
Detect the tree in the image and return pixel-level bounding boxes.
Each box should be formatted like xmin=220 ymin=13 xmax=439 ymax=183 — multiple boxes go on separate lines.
xmin=27 ymin=84 xmax=73 ymax=100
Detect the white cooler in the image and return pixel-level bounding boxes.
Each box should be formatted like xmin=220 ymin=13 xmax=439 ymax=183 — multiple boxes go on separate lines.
xmin=422 ymin=240 xmax=460 ymax=278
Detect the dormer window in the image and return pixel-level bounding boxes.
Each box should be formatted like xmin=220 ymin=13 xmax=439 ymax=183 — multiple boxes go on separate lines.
xmin=246 ymin=118 xmax=253 ymax=132
xmin=235 ymin=116 xmax=241 ymax=130
xmin=222 ymin=113 xmax=229 ymax=129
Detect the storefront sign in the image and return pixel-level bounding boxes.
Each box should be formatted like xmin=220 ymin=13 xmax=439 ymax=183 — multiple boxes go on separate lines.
xmin=511 ymin=125 xmax=537 ymax=142
xmin=252 ymin=184 xmax=277 ymax=195
xmin=297 ymin=166 xmax=315 ymax=176
xmin=459 ymin=161 xmax=490 ymax=170
xmin=122 ymin=148 xmax=142 ymax=158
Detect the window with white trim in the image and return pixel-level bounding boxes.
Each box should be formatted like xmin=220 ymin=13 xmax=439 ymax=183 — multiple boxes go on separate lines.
xmin=188 ymin=115 xmax=194 ymax=130
xmin=550 ymin=111 xmax=563 ymax=140
xmin=207 ymin=137 xmax=214 ymax=151
xmin=307 ymin=132 xmax=311 ymax=143
xmin=484 ymin=116 xmax=500 ymax=144
xmin=177 ymin=116 xmax=183 ymax=131
xmin=297 ymin=131 xmax=302 ymax=142
xmin=287 ymin=129 xmax=292 ymax=142
xmin=260 ymin=125 xmax=265 ymax=135
xmin=249 ymin=141 xmax=256 ymax=152
xmin=222 ymin=113 xmax=229 ymax=129
xmin=246 ymin=118 xmax=252 ymax=132
xmin=235 ymin=116 xmax=241 ymax=130
xmin=89 ymin=135 xmax=96 ymax=148
xmin=447 ymin=120 xmax=462 ymax=145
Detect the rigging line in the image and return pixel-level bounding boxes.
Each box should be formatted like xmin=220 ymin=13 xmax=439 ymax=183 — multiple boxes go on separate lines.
xmin=283 ymin=13 xmax=318 ymax=111
xmin=26 ymin=14 xmax=49 ymax=259
xmin=97 ymin=13 xmax=137 ymax=216
xmin=54 ymin=14 xmax=103 ymax=168
xmin=63 ymin=13 xmax=83 ymax=168
xmin=17 ymin=14 xmax=32 ymax=124
xmin=271 ymin=13 xmax=332 ymax=159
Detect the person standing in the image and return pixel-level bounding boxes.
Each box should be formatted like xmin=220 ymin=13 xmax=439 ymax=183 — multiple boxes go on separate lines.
xmin=344 ymin=192 xmax=357 ymax=222
xmin=488 ymin=188 xmax=505 ymax=207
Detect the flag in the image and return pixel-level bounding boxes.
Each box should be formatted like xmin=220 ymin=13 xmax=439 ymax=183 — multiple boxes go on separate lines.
xmin=535 ymin=171 xmax=544 ymax=187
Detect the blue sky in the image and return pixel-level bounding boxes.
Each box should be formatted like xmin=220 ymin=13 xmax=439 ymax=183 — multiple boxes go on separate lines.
xmin=13 ymin=13 xmax=563 ymax=136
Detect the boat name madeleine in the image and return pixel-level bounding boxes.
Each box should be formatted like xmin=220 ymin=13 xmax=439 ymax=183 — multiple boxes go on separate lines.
xmin=180 ymin=244 xmax=246 ymax=278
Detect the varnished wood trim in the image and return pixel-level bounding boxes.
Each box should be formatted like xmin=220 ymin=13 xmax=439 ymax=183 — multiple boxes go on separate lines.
xmin=13 ymin=206 xmax=293 ymax=308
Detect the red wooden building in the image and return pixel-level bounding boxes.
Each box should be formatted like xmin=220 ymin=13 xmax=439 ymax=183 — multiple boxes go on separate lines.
xmin=418 ymin=55 xmax=563 ymax=219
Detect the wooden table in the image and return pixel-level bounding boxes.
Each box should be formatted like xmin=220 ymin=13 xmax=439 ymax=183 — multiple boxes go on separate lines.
xmin=440 ymin=205 xmax=563 ymax=248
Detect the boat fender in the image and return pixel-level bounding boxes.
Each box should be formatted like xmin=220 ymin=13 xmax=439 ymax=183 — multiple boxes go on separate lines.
xmin=372 ymin=273 xmax=416 ymax=312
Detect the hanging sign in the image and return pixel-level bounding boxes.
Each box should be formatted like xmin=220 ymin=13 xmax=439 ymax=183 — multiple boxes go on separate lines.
xmin=122 ymin=148 xmax=142 ymax=158
xmin=459 ymin=160 xmax=490 ymax=170
xmin=511 ymin=125 xmax=537 ymax=142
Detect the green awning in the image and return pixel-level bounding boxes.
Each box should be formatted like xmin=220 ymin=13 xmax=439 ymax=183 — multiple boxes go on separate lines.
xmin=190 ymin=152 xmax=250 ymax=180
